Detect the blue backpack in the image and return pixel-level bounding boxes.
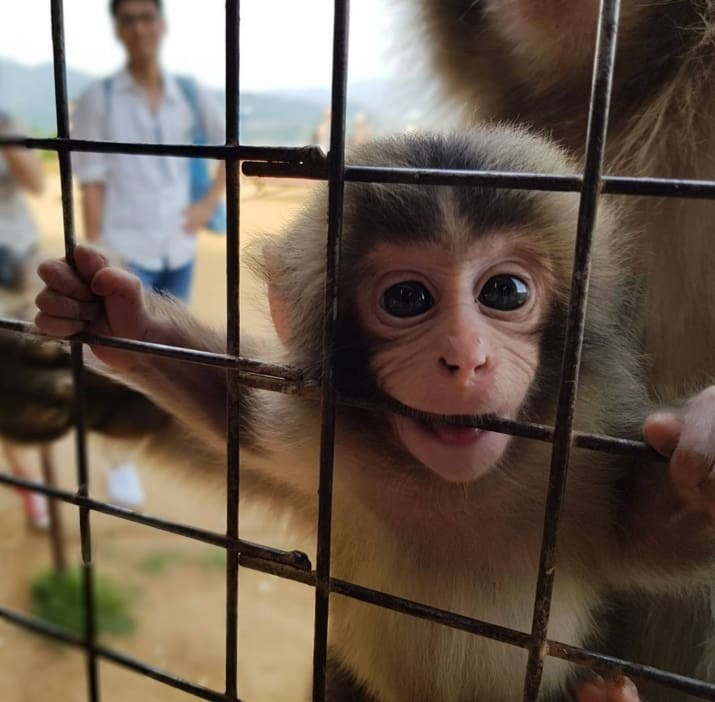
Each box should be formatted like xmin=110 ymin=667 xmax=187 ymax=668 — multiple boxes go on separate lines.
xmin=103 ymin=75 xmax=226 ymax=234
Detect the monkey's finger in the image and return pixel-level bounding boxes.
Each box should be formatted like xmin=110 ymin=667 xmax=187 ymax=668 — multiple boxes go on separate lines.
xmin=670 ymin=446 xmax=715 ymax=491
xmin=90 ymin=266 xmax=142 ymax=304
xmin=73 ymin=244 xmax=111 ymax=285
xmin=90 ymin=267 xmax=148 ymax=343
xmin=668 ymin=388 xmax=715 ymax=489
xmin=33 ymin=311 xmax=85 ymax=338
xmin=35 ymin=288 xmax=101 ymax=322
xmin=576 ymin=678 xmax=608 ymax=702
xmin=37 ymin=259 xmax=96 ymax=302
xmin=642 ymin=412 xmax=681 ymax=458
xmin=604 ymin=676 xmax=639 ymax=701
xmin=576 ymin=676 xmax=640 ymax=702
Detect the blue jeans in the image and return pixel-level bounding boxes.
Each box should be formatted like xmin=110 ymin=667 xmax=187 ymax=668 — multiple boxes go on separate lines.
xmin=127 ymin=260 xmax=194 ymax=303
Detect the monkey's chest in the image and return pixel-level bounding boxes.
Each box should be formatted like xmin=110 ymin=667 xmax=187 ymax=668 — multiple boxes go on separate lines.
xmin=328 ymin=538 xmax=598 ymax=702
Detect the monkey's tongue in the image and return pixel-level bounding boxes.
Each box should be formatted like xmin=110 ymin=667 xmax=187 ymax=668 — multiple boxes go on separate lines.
xmin=429 ymin=423 xmax=482 ymax=445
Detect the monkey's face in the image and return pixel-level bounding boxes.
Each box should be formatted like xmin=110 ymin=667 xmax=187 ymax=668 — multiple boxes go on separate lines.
xmin=357 ymin=236 xmax=550 ymax=484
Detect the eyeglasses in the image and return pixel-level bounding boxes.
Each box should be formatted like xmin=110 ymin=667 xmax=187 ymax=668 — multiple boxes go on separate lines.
xmin=116 ymin=11 xmax=160 ymax=29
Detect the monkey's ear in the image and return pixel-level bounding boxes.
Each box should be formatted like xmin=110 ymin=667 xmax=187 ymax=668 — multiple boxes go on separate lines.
xmin=261 ymin=241 xmax=295 ymax=347
xmin=268 ymin=281 xmax=292 ymax=347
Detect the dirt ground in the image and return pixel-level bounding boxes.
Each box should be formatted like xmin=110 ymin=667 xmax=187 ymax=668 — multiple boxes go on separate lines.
xmin=0 ymin=164 xmax=321 ymax=701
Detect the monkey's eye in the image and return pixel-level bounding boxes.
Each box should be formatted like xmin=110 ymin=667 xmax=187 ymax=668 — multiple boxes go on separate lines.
xmin=381 ymin=281 xmax=434 ymax=318
xmin=478 ymin=275 xmax=529 ymax=311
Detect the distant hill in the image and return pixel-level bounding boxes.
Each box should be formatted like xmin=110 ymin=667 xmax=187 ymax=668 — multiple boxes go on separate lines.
xmin=0 ymin=57 xmax=438 ymax=146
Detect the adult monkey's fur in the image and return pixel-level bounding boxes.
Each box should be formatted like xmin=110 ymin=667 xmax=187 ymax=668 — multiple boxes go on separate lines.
xmin=418 ymin=1 xmax=715 ymax=698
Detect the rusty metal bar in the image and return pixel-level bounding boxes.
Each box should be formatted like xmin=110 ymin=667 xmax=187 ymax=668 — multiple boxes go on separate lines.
xmin=0 ymin=312 xmax=668 ymax=462
xmin=6 ymin=133 xmax=715 ymax=201
xmin=245 ymin=161 xmax=715 ymax=202
xmin=0 ymin=471 xmax=311 ymax=570
xmin=0 ymin=606 xmax=239 ymax=702
xmin=311 ymin=1 xmax=350 ymax=699
xmin=0 ymin=134 xmax=325 ymax=168
xmin=6 ymin=562 xmax=715 ymax=701
xmin=522 ymin=0 xmax=622 ymax=699
xmin=49 ymin=2 xmax=99 ymax=700
xmin=224 ymin=1 xmax=241 ymax=699
xmin=7 ymin=132 xmax=715 ymax=202
xmin=0 ymin=316 xmax=302 ymax=377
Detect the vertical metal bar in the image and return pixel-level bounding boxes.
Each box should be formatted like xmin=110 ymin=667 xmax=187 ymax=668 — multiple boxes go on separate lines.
xmin=225 ymin=1 xmax=241 ymax=699
xmin=522 ymin=1 xmax=621 ymax=699
xmin=50 ymin=1 xmax=100 ymax=700
xmin=312 ymin=1 xmax=350 ymax=699
xmin=40 ymin=444 xmax=67 ymax=573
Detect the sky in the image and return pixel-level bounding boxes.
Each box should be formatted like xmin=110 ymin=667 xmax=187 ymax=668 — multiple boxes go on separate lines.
xmin=0 ymin=0 xmax=402 ymax=91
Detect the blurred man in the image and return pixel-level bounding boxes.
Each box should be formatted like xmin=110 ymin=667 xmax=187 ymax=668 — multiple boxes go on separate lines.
xmin=71 ymin=0 xmax=226 ymax=507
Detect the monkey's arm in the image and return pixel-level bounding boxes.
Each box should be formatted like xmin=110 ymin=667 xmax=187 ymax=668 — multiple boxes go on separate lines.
xmin=34 ymin=245 xmax=246 ymax=455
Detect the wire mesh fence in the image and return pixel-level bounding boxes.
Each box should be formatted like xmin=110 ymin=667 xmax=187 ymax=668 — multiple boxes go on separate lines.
xmin=2 ymin=0 xmax=715 ymax=700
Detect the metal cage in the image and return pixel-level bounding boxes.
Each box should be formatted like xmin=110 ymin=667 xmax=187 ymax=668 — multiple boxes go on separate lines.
xmin=1 ymin=1 xmax=715 ymax=700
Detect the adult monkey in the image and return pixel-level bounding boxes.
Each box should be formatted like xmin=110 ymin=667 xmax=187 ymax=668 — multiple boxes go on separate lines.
xmin=417 ymin=1 xmax=715 ymax=698
xmin=34 ymin=129 xmax=715 ymax=702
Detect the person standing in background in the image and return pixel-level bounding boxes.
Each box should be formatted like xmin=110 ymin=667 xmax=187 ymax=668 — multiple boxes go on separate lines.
xmin=0 ymin=110 xmax=49 ymax=529
xmin=71 ymin=0 xmax=226 ymax=508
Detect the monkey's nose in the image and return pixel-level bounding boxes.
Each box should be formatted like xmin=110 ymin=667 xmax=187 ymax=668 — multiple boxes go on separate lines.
xmin=440 ymin=358 xmax=461 ymax=374
xmin=438 ymin=353 xmax=487 ymax=385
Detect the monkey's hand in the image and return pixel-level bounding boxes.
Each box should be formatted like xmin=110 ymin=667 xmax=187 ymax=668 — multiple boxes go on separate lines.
xmin=36 ymin=245 xmax=232 ymax=455
xmin=576 ymin=676 xmax=640 ymax=702
xmin=644 ymin=386 xmax=715 ymax=523
xmin=35 ymin=245 xmax=154 ymax=372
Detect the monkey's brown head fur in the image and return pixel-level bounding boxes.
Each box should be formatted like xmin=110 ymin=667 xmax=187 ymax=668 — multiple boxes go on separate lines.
xmin=419 ymin=1 xmax=712 ymax=152
xmin=259 ymin=128 xmax=644 ymax=484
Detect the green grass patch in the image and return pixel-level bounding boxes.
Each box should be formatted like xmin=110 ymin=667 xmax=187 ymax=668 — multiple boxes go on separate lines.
xmin=199 ymin=547 xmax=227 ymax=571
xmin=30 ymin=567 xmax=135 ymax=637
xmin=136 ymin=550 xmax=186 ymax=575
xmin=137 ymin=548 xmax=227 ymax=575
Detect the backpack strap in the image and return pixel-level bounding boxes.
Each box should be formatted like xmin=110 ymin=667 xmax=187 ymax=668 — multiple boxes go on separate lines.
xmin=102 ymin=77 xmax=113 ymax=140
xmin=175 ymin=75 xmax=205 ymax=141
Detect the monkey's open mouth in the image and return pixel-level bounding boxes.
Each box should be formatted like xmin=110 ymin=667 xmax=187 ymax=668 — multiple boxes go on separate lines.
xmin=419 ymin=420 xmax=483 ymax=446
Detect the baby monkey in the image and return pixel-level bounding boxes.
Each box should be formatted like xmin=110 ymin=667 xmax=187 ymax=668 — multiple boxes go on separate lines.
xmin=34 ymin=128 xmax=715 ymax=702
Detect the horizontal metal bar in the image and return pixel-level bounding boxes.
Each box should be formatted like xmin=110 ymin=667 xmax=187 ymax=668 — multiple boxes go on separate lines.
xmin=0 ymin=472 xmax=310 ymax=571
xmin=0 ymin=606 xmax=236 ymax=702
xmin=0 ymin=134 xmax=325 ymax=168
xmin=243 ymin=162 xmax=715 ymax=201
xmin=330 ymin=579 xmax=715 ymax=700
xmin=330 ymin=577 xmax=531 ymax=649
xmin=549 ymin=642 xmax=715 ymax=700
xmin=601 ymin=175 xmax=715 ymax=199
xmin=0 ymin=317 xmax=302 ymax=381
xmin=3 ymin=134 xmax=715 ymax=201
xmin=0 ymin=316 xmax=663 ymax=461
xmin=345 ymin=166 xmax=715 ymax=201
xmin=3 ymin=535 xmax=712 ymax=699
xmin=347 ymin=165 xmax=581 ymax=192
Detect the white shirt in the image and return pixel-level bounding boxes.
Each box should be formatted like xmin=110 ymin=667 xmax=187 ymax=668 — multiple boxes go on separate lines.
xmin=0 ymin=115 xmax=39 ymax=256
xmin=71 ymin=68 xmax=225 ymax=270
